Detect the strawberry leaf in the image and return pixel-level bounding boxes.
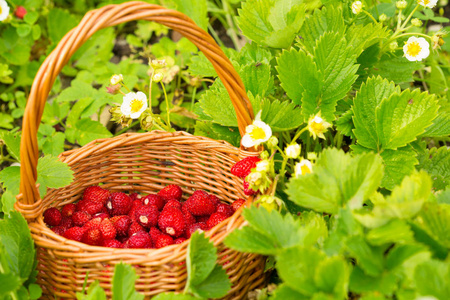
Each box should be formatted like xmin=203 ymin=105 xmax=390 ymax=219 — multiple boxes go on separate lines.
xmin=112 ymin=263 xmax=144 ymax=300
xmin=37 ymin=155 xmax=74 ymax=197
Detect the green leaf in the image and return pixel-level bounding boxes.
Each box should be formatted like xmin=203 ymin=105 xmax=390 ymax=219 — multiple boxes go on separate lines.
xmin=42 ymin=132 xmax=65 ymax=157
xmin=371 ymin=54 xmax=423 ymax=84
xmin=189 ymin=265 xmax=231 ymax=299
xmin=28 ymin=284 xmax=42 ymax=300
xmin=187 ymin=52 xmax=217 ymax=77
xmin=0 ymin=211 xmax=35 ymax=280
xmin=416 ymin=202 xmax=450 ymax=248
xmin=376 ymin=89 xmax=439 ymax=150
xmin=47 ymin=8 xmax=78 ymax=43
xmin=385 ymin=243 xmax=429 ymax=271
xmin=414 ymin=260 xmax=450 ymax=300
xmin=186 ymin=232 xmax=217 ymax=289
xmin=276 ymin=246 xmax=326 ymax=295
xmin=112 ymin=263 xmax=144 ymax=300
xmin=260 ymin=99 xmax=303 ymax=132
xmin=421 ymin=97 xmax=450 ymax=137
xmin=346 ymin=23 xmax=389 ymax=56
xmin=198 ymin=86 xmax=237 ymax=126
xmin=287 ymin=148 xmax=383 ymax=214
xmin=346 ymin=235 xmax=384 ymax=277
xmin=237 ymin=0 xmax=306 ymax=48
xmin=0 ymin=112 xmax=14 ymax=129
xmin=380 ymin=146 xmax=418 ymax=190
xmin=0 ymin=166 xmax=21 ymax=196
xmin=77 ymin=281 xmax=107 ymax=300
xmin=152 ymin=293 xmax=198 ymax=300
xmin=56 ymin=79 xmax=98 ymax=103
xmin=223 ymin=226 xmax=278 ymax=255
xmin=0 ymin=273 xmax=21 ymax=297
xmin=352 ymin=76 xmax=400 ymax=150
xmin=16 ymin=24 xmax=32 ymax=37
xmin=36 ymin=155 xmax=74 ymax=197
xmin=24 ymin=11 xmax=39 ymax=25
xmin=416 ymin=147 xmax=450 ymax=191
xmin=349 ymin=266 xmax=397 ymax=295
xmin=314 ymin=256 xmax=350 ymax=299
xmin=170 ymin=0 xmax=208 ymax=30
xmin=271 ymin=284 xmax=309 ymax=300
xmin=194 ymin=122 xmax=240 ymax=147
xmin=68 ymin=118 xmax=112 ymax=146
xmin=366 ymin=219 xmax=414 ymax=246
xmin=239 ymin=62 xmax=273 ymax=97
xmin=1 ymin=190 xmax=17 ymax=214
xmin=0 ymin=27 xmax=32 ymax=65
xmin=0 ymin=131 xmax=21 ymax=161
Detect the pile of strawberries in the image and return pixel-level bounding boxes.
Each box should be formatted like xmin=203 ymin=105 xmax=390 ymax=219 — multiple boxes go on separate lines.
xmin=43 ymin=185 xmax=246 ymax=249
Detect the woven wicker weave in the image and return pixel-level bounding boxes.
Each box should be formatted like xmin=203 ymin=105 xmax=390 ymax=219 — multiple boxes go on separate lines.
xmin=15 ymin=1 xmax=267 ymax=299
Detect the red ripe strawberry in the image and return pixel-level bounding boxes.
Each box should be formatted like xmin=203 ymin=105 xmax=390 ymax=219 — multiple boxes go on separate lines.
xmin=102 ymin=239 xmax=123 ymax=248
xmin=100 ymin=219 xmax=116 ymax=240
xmin=110 ymin=215 xmax=132 ymax=237
xmin=231 ymin=156 xmax=261 ymax=178
xmin=128 ymin=200 xmax=143 ymax=222
xmin=14 ymin=6 xmax=27 ymax=19
xmin=63 ymin=227 xmax=87 ymax=242
xmin=216 ymin=203 xmax=234 ymax=217
xmin=158 ymin=207 xmax=185 ymax=237
xmin=196 ymin=215 xmax=210 ymax=223
xmin=185 ymin=191 xmax=216 ymax=216
xmin=82 ymin=228 xmax=102 ymax=246
xmin=93 ymin=212 xmax=109 ymax=220
xmin=243 ymin=180 xmax=257 ymax=196
xmin=174 ymin=238 xmax=187 ymax=244
xmin=124 ymin=232 xmax=152 ymax=249
xmin=142 ymin=194 xmax=165 ymax=210
xmin=60 ymin=217 xmax=73 ymax=229
xmin=84 ymin=217 xmax=103 ymax=230
xmin=186 ymin=222 xmax=208 ymax=239
xmin=232 ymin=199 xmax=246 ymax=212
xmin=163 ymin=199 xmax=182 ymax=211
xmin=61 ymin=204 xmax=76 ymax=218
xmin=158 ymin=185 xmax=182 ymax=201
xmin=129 ymin=193 xmax=142 ymax=201
xmin=128 ymin=222 xmax=145 ymax=237
xmin=155 ymin=234 xmax=174 ymax=248
xmin=82 ymin=186 xmax=110 ymax=204
xmin=76 ymin=200 xmax=103 ymax=215
xmin=72 ymin=211 xmax=92 ymax=227
xmin=207 ymin=213 xmax=229 ymax=229
xmin=208 ymin=194 xmax=221 ymax=208
xmin=149 ymin=227 xmax=162 ymax=242
xmin=43 ymin=207 xmax=62 ymax=226
xmin=106 ymin=193 xmax=132 ymax=216
xmin=183 ymin=209 xmax=196 ymax=226
xmin=135 ymin=205 xmax=159 ymax=229
xmin=52 ymin=226 xmax=66 ymax=236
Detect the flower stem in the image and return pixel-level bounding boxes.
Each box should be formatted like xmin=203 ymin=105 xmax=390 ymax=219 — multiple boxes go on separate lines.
xmin=362 ymin=10 xmax=378 ymax=23
xmin=395 ymin=32 xmax=432 ymax=40
xmin=120 ymin=82 xmax=131 ymax=93
xmin=400 ymin=4 xmax=420 ymax=30
xmin=292 ymin=126 xmax=308 ymax=143
xmin=160 ymin=82 xmax=171 ymax=127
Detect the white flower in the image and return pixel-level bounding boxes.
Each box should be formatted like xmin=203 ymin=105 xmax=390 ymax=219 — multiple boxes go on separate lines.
xmin=351 ymin=1 xmax=363 ymax=14
xmin=308 ymin=112 xmax=331 ymax=140
xmin=241 ymin=120 xmax=272 ymax=148
xmin=418 ymin=0 xmax=438 ymax=8
xmin=120 ymin=91 xmax=148 ymax=119
xmin=0 ymin=0 xmax=10 ymax=22
xmin=285 ymin=144 xmax=301 ymax=159
xmin=256 ymin=160 xmax=270 ymax=172
xmin=295 ymin=160 xmax=313 ymax=177
xmin=110 ymin=74 xmax=123 ymax=85
xmin=403 ymin=36 xmax=430 ymax=62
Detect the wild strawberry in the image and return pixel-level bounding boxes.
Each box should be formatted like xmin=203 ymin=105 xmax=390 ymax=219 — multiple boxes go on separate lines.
xmin=106 ymin=193 xmax=132 ymax=216
xmin=142 ymin=194 xmax=165 ymax=210
xmin=208 ymin=194 xmax=221 ymax=208
xmin=129 ymin=193 xmax=142 ymax=201
xmin=186 ymin=222 xmax=208 ymax=239
xmin=110 ymin=215 xmax=132 ymax=237
xmin=149 ymin=227 xmax=162 ymax=243
xmin=154 ymin=234 xmax=174 ymax=248
xmin=75 ymin=200 xmax=102 ymax=215
xmin=124 ymin=232 xmax=152 ymax=249
xmin=196 ymin=215 xmax=210 ymax=223
xmin=207 ymin=213 xmax=229 ymax=229
xmin=102 ymin=239 xmax=123 ymax=248
xmin=43 ymin=207 xmax=62 ymax=226
xmin=158 ymin=185 xmax=182 ymax=201
xmin=243 ymin=180 xmax=257 ymax=196
xmin=158 ymin=207 xmax=185 ymax=237
xmin=216 ymin=203 xmax=234 ymax=217
xmin=52 ymin=226 xmax=66 ymax=236
xmin=60 ymin=217 xmax=73 ymax=229
xmin=14 ymin=6 xmax=27 ymax=19
xmin=82 ymin=228 xmax=102 ymax=246
xmin=61 ymin=204 xmax=76 ymax=218
xmin=63 ymin=227 xmax=87 ymax=242
xmin=82 ymin=186 xmax=110 ymax=204
xmin=84 ymin=217 xmax=103 ymax=230
xmin=174 ymin=238 xmax=187 ymax=244
xmin=128 ymin=200 xmax=143 ymax=222
xmin=183 ymin=209 xmax=196 ymax=226
xmin=100 ymin=219 xmax=116 ymax=240
xmin=93 ymin=212 xmax=109 ymax=220
xmin=232 ymin=199 xmax=246 ymax=212
xmin=185 ymin=191 xmax=216 ymax=216
xmin=135 ymin=205 xmax=159 ymax=229
xmin=72 ymin=211 xmax=92 ymax=227
xmin=231 ymin=156 xmax=261 ymax=178
xmin=128 ymin=222 xmax=145 ymax=237
xmin=163 ymin=199 xmax=182 ymax=211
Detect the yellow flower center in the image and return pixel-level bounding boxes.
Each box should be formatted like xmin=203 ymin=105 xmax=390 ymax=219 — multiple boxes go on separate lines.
xmin=311 ymin=121 xmax=325 ymax=134
xmin=422 ymin=0 xmax=430 ymax=5
xmin=406 ymin=41 xmax=422 ymax=57
xmin=130 ymin=99 xmax=143 ymax=113
xmin=301 ymin=164 xmax=312 ymax=174
xmin=249 ymin=127 xmax=266 ymax=140
xmin=0 ymin=6 xmax=2 ymax=14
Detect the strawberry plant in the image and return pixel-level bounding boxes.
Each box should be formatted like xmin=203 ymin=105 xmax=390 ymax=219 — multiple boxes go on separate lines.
xmin=1 ymin=0 xmax=450 ymax=298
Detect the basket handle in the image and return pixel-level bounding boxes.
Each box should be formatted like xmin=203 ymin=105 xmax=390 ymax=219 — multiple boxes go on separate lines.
xmin=18 ymin=1 xmax=254 ymax=206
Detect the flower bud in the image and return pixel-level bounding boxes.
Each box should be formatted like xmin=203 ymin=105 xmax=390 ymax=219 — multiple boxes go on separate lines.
xmin=150 ymin=59 xmax=166 ymax=70
xmin=106 ymin=84 xmax=121 ymax=95
xmin=396 ymin=1 xmax=407 ymax=9
xmin=256 ymin=160 xmax=270 ymax=172
xmin=285 ymin=144 xmax=301 ymax=159
xmin=266 ymin=136 xmax=278 ymax=149
xmin=351 ymin=1 xmax=363 ymax=14
xmin=139 ymin=110 xmax=153 ymax=131
xmin=152 ymin=72 xmax=164 ymax=83
xmin=110 ymin=74 xmax=123 ymax=85
xmin=411 ymin=18 xmax=422 ymax=27
xmin=379 ymin=13 xmax=387 ymax=22
xmin=260 ymin=151 xmax=269 ymax=160
xmin=389 ymin=41 xmax=399 ymax=51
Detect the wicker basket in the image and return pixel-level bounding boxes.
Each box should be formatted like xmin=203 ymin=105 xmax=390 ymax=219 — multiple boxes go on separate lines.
xmin=15 ymin=2 xmax=267 ymax=299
